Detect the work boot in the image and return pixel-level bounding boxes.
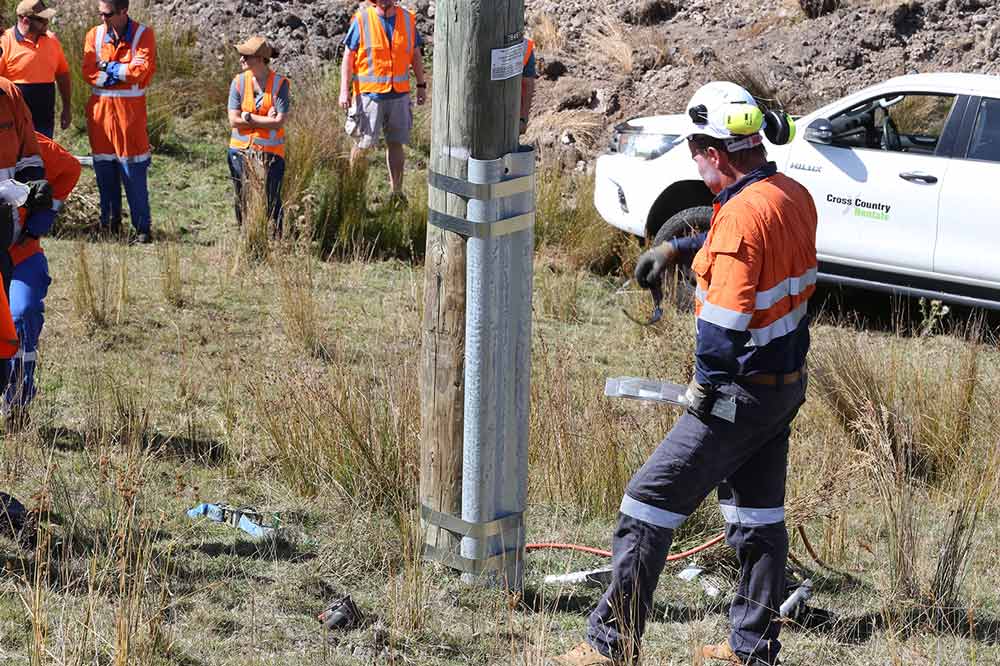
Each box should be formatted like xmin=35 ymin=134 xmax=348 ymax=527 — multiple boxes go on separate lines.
xmin=549 ymin=642 xmax=615 ymax=666
xmin=702 ymin=641 xmax=743 ymax=664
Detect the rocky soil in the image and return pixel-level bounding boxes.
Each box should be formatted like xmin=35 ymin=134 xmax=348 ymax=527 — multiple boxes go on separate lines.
xmin=156 ymin=0 xmax=1000 ymax=160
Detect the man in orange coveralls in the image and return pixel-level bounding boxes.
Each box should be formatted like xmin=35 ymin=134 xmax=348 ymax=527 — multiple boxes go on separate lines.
xmin=82 ymin=0 xmax=155 ymax=243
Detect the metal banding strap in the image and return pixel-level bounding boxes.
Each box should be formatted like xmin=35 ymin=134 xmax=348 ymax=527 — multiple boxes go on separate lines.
xmin=421 ymin=504 xmax=523 ymax=540
xmin=428 ymin=170 xmax=533 ymax=201
xmin=427 ymin=146 xmax=536 ymax=239
xmin=428 ymin=210 xmax=534 ymax=240
xmin=421 ymin=504 xmax=525 ymax=571
xmin=422 ymin=544 xmax=521 ymax=575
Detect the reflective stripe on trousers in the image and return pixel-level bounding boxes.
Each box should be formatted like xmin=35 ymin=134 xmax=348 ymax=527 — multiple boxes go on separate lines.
xmin=588 ymin=377 xmax=805 ymax=666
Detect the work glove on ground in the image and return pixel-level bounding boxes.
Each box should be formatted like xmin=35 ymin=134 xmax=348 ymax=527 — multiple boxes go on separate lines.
xmin=25 ymin=180 xmax=52 ymax=214
xmin=681 ymin=380 xmax=717 ymax=420
xmin=634 ymin=241 xmax=679 ymax=290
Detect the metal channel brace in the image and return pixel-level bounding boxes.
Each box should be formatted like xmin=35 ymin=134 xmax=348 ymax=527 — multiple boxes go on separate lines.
xmin=420 ymin=504 xmax=524 ymax=576
xmin=427 ymin=146 xmax=536 ymax=238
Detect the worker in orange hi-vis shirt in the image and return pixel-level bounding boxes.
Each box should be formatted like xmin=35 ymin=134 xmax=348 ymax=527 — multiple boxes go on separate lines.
xmin=2 ymin=131 xmax=79 ymax=431
xmin=0 ymin=0 xmax=71 ymax=138
xmin=82 ymin=0 xmax=155 ymax=243
xmin=0 ymin=75 xmax=47 ymax=433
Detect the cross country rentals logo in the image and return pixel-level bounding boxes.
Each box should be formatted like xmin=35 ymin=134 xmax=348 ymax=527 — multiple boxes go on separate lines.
xmin=826 ymin=193 xmax=891 ymax=221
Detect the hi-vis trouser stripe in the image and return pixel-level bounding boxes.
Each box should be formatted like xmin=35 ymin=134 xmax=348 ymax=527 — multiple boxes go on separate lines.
xmin=92 ymin=23 xmax=147 ymax=98
xmin=92 ymin=152 xmax=151 ymax=163
xmin=620 ymin=494 xmax=687 ymax=529
xmin=719 ymin=504 xmax=785 ymax=526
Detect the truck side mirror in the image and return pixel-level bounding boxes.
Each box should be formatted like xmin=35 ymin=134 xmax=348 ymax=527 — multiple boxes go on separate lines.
xmin=805 ymin=118 xmax=834 ymax=145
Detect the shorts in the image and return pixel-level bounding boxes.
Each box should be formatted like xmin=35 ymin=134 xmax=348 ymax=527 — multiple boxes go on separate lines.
xmin=347 ymin=94 xmax=412 ymax=149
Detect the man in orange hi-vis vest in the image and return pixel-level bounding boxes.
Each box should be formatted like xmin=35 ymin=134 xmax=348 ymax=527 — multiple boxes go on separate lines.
xmin=520 ymin=38 xmax=537 ymax=135
xmin=0 ymin=74 xmax=48 ymax=432
xmin=82 ymin=0 xmax=156 ymax=243
xmin=554 ymin=82 xmax=817 ymax=666
xmin=338 ymin=0 xmax=427 ymax=207
xmin=3 ymin=131 xmax=79 ymax=432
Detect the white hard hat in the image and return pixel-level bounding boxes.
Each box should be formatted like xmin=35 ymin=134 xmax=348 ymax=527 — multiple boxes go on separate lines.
xmin=674 ymin=81 xmax=765 ymax=150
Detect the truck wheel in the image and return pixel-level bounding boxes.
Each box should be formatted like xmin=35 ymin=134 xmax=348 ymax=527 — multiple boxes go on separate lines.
xmin=651 ymin=206 xmax=712 ymax=308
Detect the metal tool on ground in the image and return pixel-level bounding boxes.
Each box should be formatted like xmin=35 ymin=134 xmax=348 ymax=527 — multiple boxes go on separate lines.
xmin=622 ymin=281 xmax=663 ymax=326
xmin=186 ymin=503 xmax=277 ymax=543
xmin=780 ymin=578 xmax=813 ymax=619
xmin=317 ymin=595 xmax=363 ymax=631
xmin=605 ymin=376 xmax=737 ymax=423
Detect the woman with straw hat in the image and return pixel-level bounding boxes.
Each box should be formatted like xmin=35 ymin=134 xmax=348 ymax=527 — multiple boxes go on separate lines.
xmin=227 ymin=36 xmax=290 ymax=234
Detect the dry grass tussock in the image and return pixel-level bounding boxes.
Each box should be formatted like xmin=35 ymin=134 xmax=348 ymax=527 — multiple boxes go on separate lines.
xmin=530 ymin=12 xmax=565 ymax=53
xmin=582 ymin=14 xmax=634 ymax=74
xmin=534 ymin=159 xmax=627 ymax=274
xmin=71 ymin=241 xmax=129 ymax=329
xmin=813 ymin=323 xmax=1000 ymax=622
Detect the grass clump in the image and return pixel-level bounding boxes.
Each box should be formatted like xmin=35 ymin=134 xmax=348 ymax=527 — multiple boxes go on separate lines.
xmin=71 ymin=241 xmax=129 ymax=328
xmin=535 ymin=163 xmax=628 ymax=274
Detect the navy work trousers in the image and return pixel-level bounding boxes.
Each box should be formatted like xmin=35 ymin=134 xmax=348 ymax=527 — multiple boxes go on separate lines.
xmin=587 ymin=377 xmax=806 ymax=665
xmin=227 ymin=148 xmax=285 ymax=235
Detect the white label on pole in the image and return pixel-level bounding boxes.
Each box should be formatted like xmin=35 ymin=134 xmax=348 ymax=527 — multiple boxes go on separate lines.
xmin=491 ymin=41 xmax=524 ymax=81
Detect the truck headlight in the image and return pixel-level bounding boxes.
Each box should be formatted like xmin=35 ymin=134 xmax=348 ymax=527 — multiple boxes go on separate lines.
xmin=611 ymin=130 xmax=679 ymax=160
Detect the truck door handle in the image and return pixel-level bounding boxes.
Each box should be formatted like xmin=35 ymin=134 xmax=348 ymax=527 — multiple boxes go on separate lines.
xmin=899 ymin=171 xmax=938 ymax=184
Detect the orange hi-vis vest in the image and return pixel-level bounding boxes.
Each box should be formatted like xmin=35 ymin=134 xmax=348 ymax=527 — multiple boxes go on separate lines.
xmin=352 ymin=5 xmax=415 ymax=95
xmin=229 ymin=70 xmax=288 ymax=158
xmin=523 ymin=39 xmax=534 ymax=68
xmin=691 ymin=174 xmax=818 ymax=349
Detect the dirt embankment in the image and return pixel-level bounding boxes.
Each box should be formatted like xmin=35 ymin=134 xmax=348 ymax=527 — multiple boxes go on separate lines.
xmin=156 ymin=0 xmax=1000 ymax=162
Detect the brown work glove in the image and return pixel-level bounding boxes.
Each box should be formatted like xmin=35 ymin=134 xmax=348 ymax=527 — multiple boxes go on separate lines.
xmin=634 ymin=241 xmax=679 ymax=290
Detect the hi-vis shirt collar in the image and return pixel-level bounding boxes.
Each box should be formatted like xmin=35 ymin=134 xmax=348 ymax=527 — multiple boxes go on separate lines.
xmin=714 ymin=161 xmax=777 ymax=206
xmin=104 ymin=18 xmax=134 ymax=45
xmin=13 ymin=25 xmax=46 ymax=44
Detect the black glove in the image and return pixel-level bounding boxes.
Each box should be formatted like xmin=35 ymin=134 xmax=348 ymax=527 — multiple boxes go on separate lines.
xmin=97 ymin=60 xmax=109 ymax=72
xmin=634 ymin=242 xmax=679 ymax=289
xmin=682 ymin=380 xmax=717 ymax=420
xmin=25 ymin=180 xmax=53 ymax=214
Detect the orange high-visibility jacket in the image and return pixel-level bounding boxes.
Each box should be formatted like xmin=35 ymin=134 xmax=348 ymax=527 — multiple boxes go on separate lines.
xmin=523 ymin=38 xmax=534 ymax=68
xmin=691 ymin=174 xmax=818 ymax=349
xmin=82 ymin=19 xmax=156 ymax=161
xmin=0 ymin=27 xmax=70 ymax=84
xmin=9 ymin=131 xmax=80 ymax=267
xmin=0 ymin=77 xmax=41 ymax=357
xmin=351 ymin=5 xmax=416 ymax=95
xmin=229 ymin=70 xmax=289 ymax=158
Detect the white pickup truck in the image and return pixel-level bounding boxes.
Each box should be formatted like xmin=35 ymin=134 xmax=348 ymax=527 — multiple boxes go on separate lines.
xmin=594 ymin=73 xmax=1000 ymax=309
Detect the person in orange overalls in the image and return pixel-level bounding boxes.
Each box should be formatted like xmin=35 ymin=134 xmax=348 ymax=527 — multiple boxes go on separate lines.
xmin=0 ymin=73 xmax=47 ymax=431
xmin=82 ymin=0 xmax=155 ymax=243
xmin=0 ymin=0 xmax=72 ymax=138
xmin=227 ymin=36 xmax=290 ymax=233
xmin=3 ymin=132 xmax=79 ymax=430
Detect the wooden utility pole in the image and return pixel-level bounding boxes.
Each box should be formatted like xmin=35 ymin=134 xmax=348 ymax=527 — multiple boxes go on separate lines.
xmin=419 ymin=0 xmax=527 ymax=582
